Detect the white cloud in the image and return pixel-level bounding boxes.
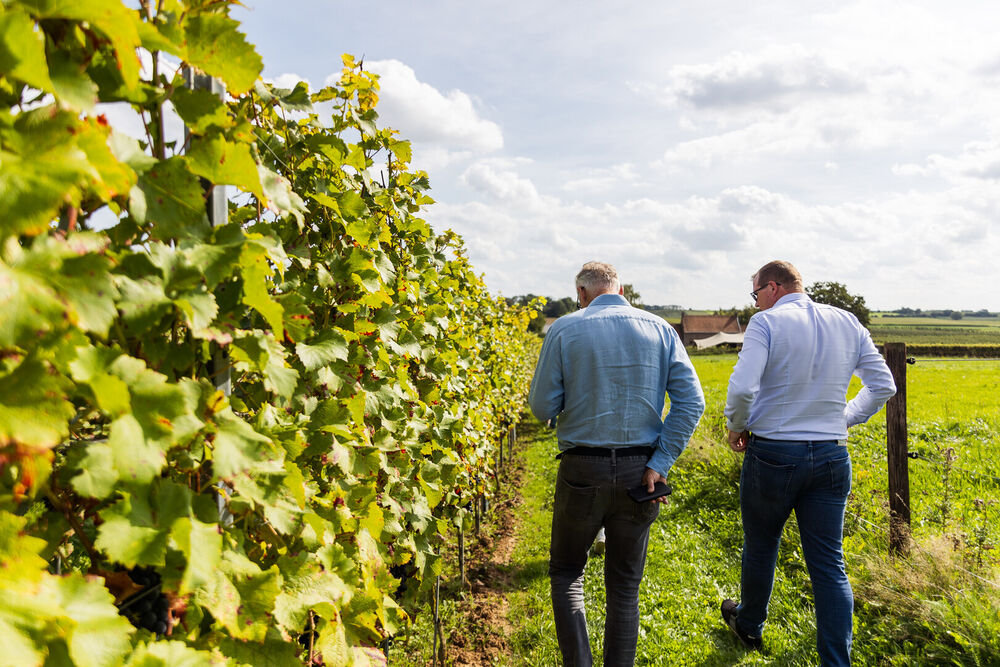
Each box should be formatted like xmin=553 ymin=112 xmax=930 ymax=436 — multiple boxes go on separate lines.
xmin=461 ymin=160 xmax=540 ymax=202
xmin=562 ymin=163 xmax=641 ymax=193
xmin=356 ymin=60 xmax=503 ymax=153
xmin=647 ymin=45 xmax=864 ymax=112
xmin=897 ymin=139 xmax=1000 ymax=184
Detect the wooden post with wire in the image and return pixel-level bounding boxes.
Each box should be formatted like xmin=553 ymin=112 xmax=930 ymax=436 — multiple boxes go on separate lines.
xmin=885 ymin=342 xmax=911 ymax=556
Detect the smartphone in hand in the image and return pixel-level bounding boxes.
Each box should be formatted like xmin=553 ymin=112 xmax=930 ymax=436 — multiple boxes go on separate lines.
xmin=627 ymin=481 xmax=672 ymax=503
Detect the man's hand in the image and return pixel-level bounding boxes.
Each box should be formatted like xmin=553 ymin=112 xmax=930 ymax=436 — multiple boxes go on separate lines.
xmin=641 ymin=467 xmax=670 ymax=504
xmin=728 ymin=429 xmax=749 ymax=453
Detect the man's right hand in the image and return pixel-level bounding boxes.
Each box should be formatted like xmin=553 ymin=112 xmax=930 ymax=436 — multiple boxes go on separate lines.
xmin=728 ymin=429 xmax=749 ymax=453
xmin=641 ymin=467 xmax=670 ymax=504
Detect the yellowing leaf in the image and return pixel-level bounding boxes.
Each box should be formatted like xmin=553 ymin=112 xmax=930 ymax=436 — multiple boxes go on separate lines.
xmin=0 ymin=10 xmax=54 ymax=93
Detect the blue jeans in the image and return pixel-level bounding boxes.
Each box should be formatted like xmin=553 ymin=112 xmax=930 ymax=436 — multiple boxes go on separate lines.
xmin=736 ymin=437 xmax=853 ymax=667
xmin=549 ymin=451 xmax=660 ymax=667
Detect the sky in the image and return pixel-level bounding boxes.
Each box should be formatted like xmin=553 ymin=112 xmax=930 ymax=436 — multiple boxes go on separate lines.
xmin=230 ymin=0 xmax=999 ymax=311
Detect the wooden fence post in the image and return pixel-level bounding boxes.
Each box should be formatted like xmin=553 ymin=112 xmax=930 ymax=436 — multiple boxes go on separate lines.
xmin=885 ymin=342 xmax=911 ymax=556
xmin=458 ymin=527 xmax=465 ymax=589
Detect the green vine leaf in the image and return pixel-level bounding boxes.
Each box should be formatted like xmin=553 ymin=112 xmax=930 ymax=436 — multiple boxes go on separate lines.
xmin=95 ymin=512 xmax=168 ymax=567
xmin=170 ymin=517 xmax=222 ymax=594
xmin=0 ymin=9 xmax=54 ymax=93
xmin=122 ymin=640 xmax=214 ymax=667
xmin=0 ymin=354 xmax=74 ymax=449
xmin=182 ymin=13 xmax=262 ymax=96
xmin=134 ymin=157 xmax=210 ymax=240
xmin=186 ymin=132 xmax=263 ymax=198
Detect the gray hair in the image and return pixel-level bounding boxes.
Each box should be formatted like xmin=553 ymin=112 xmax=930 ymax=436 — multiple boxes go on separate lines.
xmin=575 ymin=261 xmax=620 ymax=293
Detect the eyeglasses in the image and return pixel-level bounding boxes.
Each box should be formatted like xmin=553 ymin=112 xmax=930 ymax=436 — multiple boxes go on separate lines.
xmin=750 ymin=281 xmax=780 ymax=301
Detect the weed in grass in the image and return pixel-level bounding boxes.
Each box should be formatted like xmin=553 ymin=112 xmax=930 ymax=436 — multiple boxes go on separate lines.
xmin=964 ymin=498 xmax=997 ymax=570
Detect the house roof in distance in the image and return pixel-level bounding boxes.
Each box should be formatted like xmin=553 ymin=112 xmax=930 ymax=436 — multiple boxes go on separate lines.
xmin=680 ymin=313 xmax=743 ymax=334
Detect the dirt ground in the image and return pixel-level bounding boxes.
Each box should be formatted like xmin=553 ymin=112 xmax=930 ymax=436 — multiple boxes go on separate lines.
xmin=442 ymin=458 xmax=528 ymax=666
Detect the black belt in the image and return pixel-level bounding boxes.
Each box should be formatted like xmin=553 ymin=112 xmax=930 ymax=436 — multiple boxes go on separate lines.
xmin=557 ymin=446 xmax=654 ymax=459
xmin=750 ymin=435 xmax=844 ymax=445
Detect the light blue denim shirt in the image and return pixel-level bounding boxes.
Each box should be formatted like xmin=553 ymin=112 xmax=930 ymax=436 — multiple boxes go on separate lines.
xmin=529 ymin=293 xmax=705 ymax=477
xmin=725 ymin=293 xmax=896 ymax=440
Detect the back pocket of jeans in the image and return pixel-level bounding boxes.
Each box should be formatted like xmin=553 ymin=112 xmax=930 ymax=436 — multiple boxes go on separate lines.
xmin=555 ymin=472 xmax=598 ymax=519
xmin=826 ymin=455 xmax=852 ymax=497
xmin=747 ymin=452 xmax=796 ymax=500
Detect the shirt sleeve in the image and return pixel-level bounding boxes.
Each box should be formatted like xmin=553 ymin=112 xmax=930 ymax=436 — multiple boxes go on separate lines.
xmin=647 ymin=330 xmax=705 ymax=478
xmin=845 ymin=327 xmax=897 ymax=427
xmin=528 ymin=328 xmax=564 ymax=422
xmin=724 ymin=316 xmax=769 ymax=433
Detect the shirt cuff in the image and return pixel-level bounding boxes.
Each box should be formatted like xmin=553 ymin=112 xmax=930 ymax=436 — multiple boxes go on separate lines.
xmin=645 ymin=449 xmax=676 ymax=479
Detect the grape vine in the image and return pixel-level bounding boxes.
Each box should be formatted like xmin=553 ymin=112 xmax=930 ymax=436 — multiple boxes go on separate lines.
xmin=0 ymin=1 xmax=539 ymax=665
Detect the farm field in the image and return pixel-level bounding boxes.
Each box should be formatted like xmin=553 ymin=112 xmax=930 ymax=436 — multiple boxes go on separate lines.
xmin=870 ymin=315 xmax=1000 ymax=327
xmin=401 ymin=355 xmax=1000 ymax=665
xmin=868 ymin=313 xmax=1000 ymax=346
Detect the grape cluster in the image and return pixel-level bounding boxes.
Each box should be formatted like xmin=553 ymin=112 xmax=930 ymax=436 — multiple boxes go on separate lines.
xmin=119 ymin=567 xmax=169 ymax=635
xmin=389 ymin=561 xmax=418 ymax=598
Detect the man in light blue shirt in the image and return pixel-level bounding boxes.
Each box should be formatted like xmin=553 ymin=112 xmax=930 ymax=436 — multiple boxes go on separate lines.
xmin=721 ymin=260 xmax=895 ymax=667
xmin=529 ymin=261 xmax=704 ymax=666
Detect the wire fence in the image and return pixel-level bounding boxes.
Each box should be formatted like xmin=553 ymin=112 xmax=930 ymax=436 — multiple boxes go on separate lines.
xmin=907 ymin=449 xmax=1000 ymax=485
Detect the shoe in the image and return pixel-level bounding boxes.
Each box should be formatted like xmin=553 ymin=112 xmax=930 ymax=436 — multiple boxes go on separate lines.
xmin=721 ymin=599 xmax=762 ymax=650
xmin=589 ymin=535 xmax=605 ymax=557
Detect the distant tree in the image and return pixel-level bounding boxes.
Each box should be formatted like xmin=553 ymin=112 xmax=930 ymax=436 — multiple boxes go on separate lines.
xmin=805 ymin=282 xmax=870 ymax=326
xmin=950 ymin=311 xmax=963 ymax=320
xmin=622 ymin=284 xmax=642 ymax=307
xmin=544 ymin=297 xmax=576 ymax=318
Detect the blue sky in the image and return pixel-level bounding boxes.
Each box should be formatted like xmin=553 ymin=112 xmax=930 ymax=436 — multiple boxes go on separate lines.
xmin=231 ymin=1 xmax=1000 ymax=310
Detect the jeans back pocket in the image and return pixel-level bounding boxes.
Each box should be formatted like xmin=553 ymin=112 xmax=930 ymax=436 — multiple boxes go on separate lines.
xmin=826 ymin=455 xmax=852 ymax=498
xmin=746 ymin=451 xmax=797 ymax=501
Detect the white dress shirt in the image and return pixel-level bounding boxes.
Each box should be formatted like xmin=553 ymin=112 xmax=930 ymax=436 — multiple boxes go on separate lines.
xmin=725 ymin=293 xmax=896 ymax=440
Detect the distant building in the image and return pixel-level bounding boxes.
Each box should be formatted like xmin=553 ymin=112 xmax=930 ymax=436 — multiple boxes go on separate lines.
xmin=676 ymin=314 xmax=744 ymax=347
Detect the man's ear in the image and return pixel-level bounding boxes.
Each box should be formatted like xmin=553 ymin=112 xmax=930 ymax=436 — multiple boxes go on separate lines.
xmin=618 ymin=285 xmax=624 ymax=295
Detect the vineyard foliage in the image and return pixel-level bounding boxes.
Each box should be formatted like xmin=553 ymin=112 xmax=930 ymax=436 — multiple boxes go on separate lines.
xmin=0 ymin=1 xmax=539 ymax=665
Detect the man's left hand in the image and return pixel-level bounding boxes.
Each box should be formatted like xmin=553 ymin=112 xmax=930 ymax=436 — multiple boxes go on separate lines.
xmin=641 ymin=467 xmax=670 ymax=504
xmin=728 ymin=429 xmax=749 ymax=452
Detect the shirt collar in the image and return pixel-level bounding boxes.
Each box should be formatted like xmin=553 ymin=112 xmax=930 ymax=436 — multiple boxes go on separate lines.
xmin=774 ymin=292 xmax=810 ymax=307
xmin=588 ymin=293 xmax=630 ymax=307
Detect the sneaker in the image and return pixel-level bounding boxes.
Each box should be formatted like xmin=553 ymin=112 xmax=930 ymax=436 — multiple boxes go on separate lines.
xmin=590 ymin=533 xmax=606 ymax=557
xmin=721 ymin=599 xmax=762 ymax=650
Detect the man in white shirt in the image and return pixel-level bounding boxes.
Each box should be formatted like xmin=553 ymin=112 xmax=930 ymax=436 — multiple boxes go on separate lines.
xmin=722 ymin=260 xmax=896 ymax=667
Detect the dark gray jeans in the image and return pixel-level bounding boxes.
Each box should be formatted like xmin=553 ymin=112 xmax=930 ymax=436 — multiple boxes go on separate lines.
xmin=549 ymin=451 xmax=660 ymax=666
